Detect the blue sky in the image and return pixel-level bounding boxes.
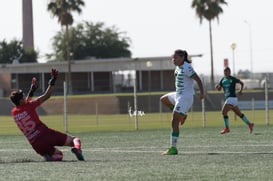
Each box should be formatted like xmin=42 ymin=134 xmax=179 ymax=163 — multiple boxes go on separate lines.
xmin=0 ymin=0 xmax=272 ymax=76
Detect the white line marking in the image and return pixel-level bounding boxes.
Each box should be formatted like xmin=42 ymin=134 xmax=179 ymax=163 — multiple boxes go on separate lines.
xmin=1 ymin=144 xmax=273 ymax=154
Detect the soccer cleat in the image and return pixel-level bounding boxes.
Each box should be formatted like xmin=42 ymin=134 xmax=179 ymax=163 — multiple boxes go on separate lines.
xmin=220 ymin=127 xmax=230 ymax=134
xmin=71 ymin=147 xmax=85 ymax=161
xmin=248 ymin=123 xmax=254 ymax=134
xmin=161 ymin=147 xmax=178 ymax=155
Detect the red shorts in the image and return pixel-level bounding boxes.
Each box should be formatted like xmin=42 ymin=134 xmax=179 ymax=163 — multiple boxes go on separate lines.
xmin=31 ymin=128 xmax=68 ymax=156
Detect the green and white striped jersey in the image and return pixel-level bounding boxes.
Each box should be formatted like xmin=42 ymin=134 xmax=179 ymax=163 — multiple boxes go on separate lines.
xmin=174 ymin=62 xmax=196 ymax=96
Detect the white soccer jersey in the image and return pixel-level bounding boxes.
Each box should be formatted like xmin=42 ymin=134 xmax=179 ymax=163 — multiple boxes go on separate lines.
xmin=174 ymin=62 xmax=196 ymax=96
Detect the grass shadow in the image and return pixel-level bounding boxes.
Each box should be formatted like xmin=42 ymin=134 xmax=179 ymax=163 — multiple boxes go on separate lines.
xmin=0 ymin=158 xmax=85 ymax=164
xmin=207 ymin=152 xmax=273 ymax=155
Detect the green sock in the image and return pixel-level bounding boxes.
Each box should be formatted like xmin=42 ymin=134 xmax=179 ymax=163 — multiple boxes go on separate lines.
xmin=223 ymin=116 xmax=229 ymax=128
xmin=171 ymin=132 xmax=179 ymax=148
xmin=240 ymin=114 xmax=250 ymax=125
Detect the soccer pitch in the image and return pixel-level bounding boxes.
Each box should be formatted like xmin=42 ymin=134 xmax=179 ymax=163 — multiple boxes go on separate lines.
xmin=1 ymin=116 xmax=273 ymax=180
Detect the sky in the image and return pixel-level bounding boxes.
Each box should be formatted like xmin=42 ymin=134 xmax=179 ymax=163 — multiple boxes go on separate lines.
xmin=0 ymin=0 xmax=273 ymax=76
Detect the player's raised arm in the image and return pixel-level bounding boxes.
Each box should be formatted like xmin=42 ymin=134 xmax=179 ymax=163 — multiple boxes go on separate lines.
xmin=26 ymin=77 xmax=38 ymax=101
xmin=38 ymin=68 xmax=59 ymax=104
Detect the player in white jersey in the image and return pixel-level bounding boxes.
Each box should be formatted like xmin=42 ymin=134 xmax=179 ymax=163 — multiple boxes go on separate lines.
xmin=161 ymin=49 xmax=204 ymax=155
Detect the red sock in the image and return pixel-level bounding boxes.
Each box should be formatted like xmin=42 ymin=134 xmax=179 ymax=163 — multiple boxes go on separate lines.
xmin=73 ymin=137 xmax=81 ymax=149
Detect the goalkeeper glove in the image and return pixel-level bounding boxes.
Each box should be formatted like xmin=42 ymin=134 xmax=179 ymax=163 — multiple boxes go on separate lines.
xmin=28 ymin=77 xmax=38 ymax=97
xmin=48 ymin=68 xmax=59 ymax=86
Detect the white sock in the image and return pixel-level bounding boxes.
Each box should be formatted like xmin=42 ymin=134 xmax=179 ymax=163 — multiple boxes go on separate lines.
xmin=171 ymin=136 xmax=178 ymax=148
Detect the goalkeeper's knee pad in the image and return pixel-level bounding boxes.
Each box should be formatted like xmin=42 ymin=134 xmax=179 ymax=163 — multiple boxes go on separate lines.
xmin=51 ymin=149 xmax=63 ymax=161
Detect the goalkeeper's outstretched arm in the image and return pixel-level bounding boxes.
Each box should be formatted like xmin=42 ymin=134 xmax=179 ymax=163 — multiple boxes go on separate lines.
xmin=38 ymin=68 xmax=59 ymax=104
xmin=26 ymin=77 xmax=38 ymax=101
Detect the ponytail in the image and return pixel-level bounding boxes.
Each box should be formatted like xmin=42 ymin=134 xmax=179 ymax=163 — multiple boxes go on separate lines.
xmin=174 ymin=49 xmax=191 ymax=63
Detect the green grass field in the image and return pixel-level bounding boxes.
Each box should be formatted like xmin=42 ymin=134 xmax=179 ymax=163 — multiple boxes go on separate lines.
xmin=1 ymin=110 xmax=273 ymax=180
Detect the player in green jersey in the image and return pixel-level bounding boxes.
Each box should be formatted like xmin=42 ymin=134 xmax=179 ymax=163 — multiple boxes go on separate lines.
xmin=215 ymin=67 xmax=254 ymax=134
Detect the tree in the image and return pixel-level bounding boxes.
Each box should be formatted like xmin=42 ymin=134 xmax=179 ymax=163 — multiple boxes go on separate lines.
xmin=47 ymin=21 xmax=131 ymax=61
xmin=191 ymin=0 xmax=227 ymax=89
xmin=47 ymin=0 xmax=85 ymax=94
xmin=0 ymin=39 xmax=38 ymax=64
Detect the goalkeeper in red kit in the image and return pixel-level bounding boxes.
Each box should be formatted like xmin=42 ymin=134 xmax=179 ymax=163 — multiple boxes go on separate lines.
xmin=10 ymin=68 xmax=84 ymax=161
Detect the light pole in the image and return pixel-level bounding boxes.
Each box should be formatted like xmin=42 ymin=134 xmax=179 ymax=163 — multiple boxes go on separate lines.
xmin=146 ymin=61 xmax=152 ymax=92
xmin=244 ymin=20 xmax=253 ymax=79
xmin=133 ymin=70 xmax=138 ymax=130
xmin=133 ymin=58 xmax=139 ymax=130
xmin=230 ymin=43 xmax=237 ymax=76
xmin=146 ymin=61 xmax=152 ymax=113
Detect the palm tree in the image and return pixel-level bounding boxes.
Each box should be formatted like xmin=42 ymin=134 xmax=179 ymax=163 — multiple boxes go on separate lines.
xmin=191 ymin=0 xmax=227 ymax=89
xmin=47 ymin=0 xmax=85 ymax=94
